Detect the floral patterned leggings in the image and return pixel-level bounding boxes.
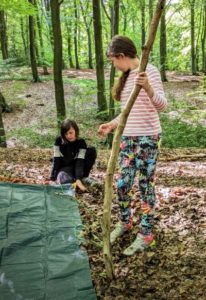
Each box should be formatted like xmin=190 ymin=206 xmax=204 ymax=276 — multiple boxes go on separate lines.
xmin=117 ymin=134 xmax=161 ymax=236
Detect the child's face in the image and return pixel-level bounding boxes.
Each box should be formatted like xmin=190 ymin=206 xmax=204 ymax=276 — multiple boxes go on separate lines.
xmin=109 ymin=55 xmax=129 ymax=72
xmin=65 ymin=127 xmax=76 ymax=142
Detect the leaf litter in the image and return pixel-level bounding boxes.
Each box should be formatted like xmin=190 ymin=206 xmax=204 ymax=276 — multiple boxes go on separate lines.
xmin=0 ymin=148 xmax=206 ymax=299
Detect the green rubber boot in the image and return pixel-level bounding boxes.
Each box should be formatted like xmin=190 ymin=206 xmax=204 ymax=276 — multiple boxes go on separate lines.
xmin=110 ymin=223 xmax=128 ymax=245
xmin=123 ymin=234 xmax=156 ymax=256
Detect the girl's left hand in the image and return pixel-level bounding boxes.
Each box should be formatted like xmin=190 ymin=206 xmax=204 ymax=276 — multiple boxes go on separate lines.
xmin=135 ymin=72 xmax=150 ymax=91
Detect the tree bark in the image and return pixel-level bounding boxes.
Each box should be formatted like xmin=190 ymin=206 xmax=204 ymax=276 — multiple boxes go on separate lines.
xmin=107 ymin=0 xmax=119 ymax=146
xmin=74 ymin=0 xmax=80 ymax=69
xmin=102 ymin=0 xmax=166 ymax=280
xmin=149 ymin=0 xmax=154 ymax=22
xmin=160 ymin=7 xmax=167 ymax=81
xmin=65 ymin=17 xmax=74 ymax=68
xmin=201 ymin=0 xmax=206 ymax=74
xmin=0 ymin=92 xmax=7 ymax=148
xmin=80 ymin=0 xmax=93 ymax=69
xmin=0 ymin=92 xmax=11 ymax=113
xmin=140 ymin=0 xmax=146 ymax=47
xmin=50 ymin=0 xmax=66 ymax=124
xmin=92 ymin=0 xmax=107 ymax=114
xmin=20 ymin=17 xmax=29 ymax=63
xmin=36 ymin=1 xmax=49 ymax=75
xmin=43 ymin=0 xmax=54 ymax=48
xmin=28 ymin=0 xmax=40 ymax=82
xmin=149 ymin=0 xmax=154 ymax=61
xmin=0 ymin=10 xmax=8 ymax=59
xmin=190 ymin=0 xmax=197 ymax=74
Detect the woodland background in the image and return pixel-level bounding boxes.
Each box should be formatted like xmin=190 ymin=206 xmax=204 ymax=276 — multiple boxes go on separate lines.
xmin=0 ymin=0 xmax=206 ymax=299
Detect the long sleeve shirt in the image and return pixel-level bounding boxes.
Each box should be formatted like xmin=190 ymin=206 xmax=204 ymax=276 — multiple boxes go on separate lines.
xmin=110 ymin=64 xmax=167 ymax=136
xmin=50 ymin=137 xmax=87 ymax=180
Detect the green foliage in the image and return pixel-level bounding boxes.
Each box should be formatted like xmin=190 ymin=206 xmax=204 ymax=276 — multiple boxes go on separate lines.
xmin=161 ymin=114 xmax=206 ymax=148
xmin=0 ymin=0 xmax=35 ymax=15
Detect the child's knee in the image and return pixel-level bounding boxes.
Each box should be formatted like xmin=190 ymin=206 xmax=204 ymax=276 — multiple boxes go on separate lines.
xmin=57 ymin=171 xmax=73 ymax=184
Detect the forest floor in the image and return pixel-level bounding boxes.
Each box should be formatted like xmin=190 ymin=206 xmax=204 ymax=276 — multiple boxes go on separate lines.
xmin=0 ymin=147 xmax=206 ymax=300
xmin=0 ymin=69 xmax=206 ymax=299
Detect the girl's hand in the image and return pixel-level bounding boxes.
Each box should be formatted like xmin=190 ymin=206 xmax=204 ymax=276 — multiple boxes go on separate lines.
xmin=135 ymin=72 xmax=149 ymax=89
xmin=98 ymin=123 xmax=114 ymax=136
xmin=135 ymin=72 xmax=154 ymax=97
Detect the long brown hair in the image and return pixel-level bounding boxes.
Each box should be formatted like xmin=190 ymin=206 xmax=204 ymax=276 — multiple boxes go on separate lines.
xmin=107 ymin=35 xmax=138 ymax=101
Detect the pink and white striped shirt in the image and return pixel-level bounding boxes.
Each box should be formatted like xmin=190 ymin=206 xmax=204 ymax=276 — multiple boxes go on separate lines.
xmin=111 ymin=64 xmax=167 ymax=136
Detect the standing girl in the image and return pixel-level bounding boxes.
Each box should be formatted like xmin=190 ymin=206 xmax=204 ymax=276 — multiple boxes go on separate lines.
xmin=98 ymin=35 xmax=167 ymax=255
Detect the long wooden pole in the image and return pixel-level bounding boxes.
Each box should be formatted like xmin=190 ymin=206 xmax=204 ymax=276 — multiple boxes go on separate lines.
xmin=102 ymin=0 xmax=166 ymax=279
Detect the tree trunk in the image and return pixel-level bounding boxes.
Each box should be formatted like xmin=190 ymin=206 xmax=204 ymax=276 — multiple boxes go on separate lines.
xmin=0 ymin=92 xmax=7 ymax=148
xmin=65 ymin=18 xmax=74 ymax=68
xmin=140 ymin=0 xmax=146 ymax=47
xmin=80 ymin=0 xmax=93 ymax=69
xmin=0 ymin=92 xmax=11 ymax=113
xmin=92 ymin=0 xmax=107 ymax=114
xmin=20 ymin=17 xmax=29 ymax=63
xmin=50 ymin=0 xmax=66 ymax=124
xmin=87 ymin=27 xmax=93 ymax=69
xmin=201 ymin=1 xmax=206 ymax=74
xmin=149 ymin=0 xmax=154 ymax=22
xmin=28 ymin=0 xmax=40 ymax=82
xmin=74 ymin=0 xmax=80 ymax=69
xmin=109 ymin=0 xmax=119 ymax=119
xmin=36 ymin=1 xmax=49 ymax=75
xmin=190 ymin=0 xmax=197 ymax=74
xmin=107 ymin=0 xmax=119 ymax=146
xmin=0 ymin=10 xmax=8 ymax=59
xmin=102 ymin=0 xmax=166 ymax=280
xmin=43 ymin=0 xmax=54 ymax=48
xmin=149 ymin=0 xmax=154 ymax=61
xmin=160 ymin=7 xmax=167 ymax=81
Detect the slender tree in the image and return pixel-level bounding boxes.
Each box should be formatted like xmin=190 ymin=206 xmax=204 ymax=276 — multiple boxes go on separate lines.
xmin=50 ymin=0 xmax=66 ymax=124
xmin=28 ymin=0 xmax=40 ymax=82
xmin=42 ymin=0 xmax=54 ymax=48
xmin=189 ymin=0 xmax=197 ymax=74
xmin=160 ymin=6 xmax=167 ymax=81
xmin=0 ymin=92 xmax=7 ymax=147
xmin=80 ymin=0 xmax=93 ymax=69
xmin=149 ymin=0 xmax=154 ymax=61
xmin=36 ymin=0 xmax=49 ymax=75
xmin=0 ymin=92 xmax=11 ymax=113
xmin=65 ymin=15 xmax=74 ymax=68
xmin=149 ymin=0 xmax=154 ymax=22
xmin=0 ymin=10 xmax=8 ymax=59
xmin=106 ymin=0 xmax=120 ymax=147
xmin=92 ymin=0 xmax=107 ymax=114
xmin=201 ymin=0 xmax=206 ymax=73
xmin=121 ymin=3 xmax=127 ymax=34
xmin=109 ymin=0 xmax=120 ymax=117
xmin=20 ymin=17 xmax=29 ymax=62
xmin=74 ymin=0 xmax=80 ymax=69
xmin=140 ymin=0 xmax=146 ymax=46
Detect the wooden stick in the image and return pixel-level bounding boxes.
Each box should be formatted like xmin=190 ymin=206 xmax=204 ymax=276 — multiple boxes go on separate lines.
xmin=102 ymin=0 xmax=166 ymax=279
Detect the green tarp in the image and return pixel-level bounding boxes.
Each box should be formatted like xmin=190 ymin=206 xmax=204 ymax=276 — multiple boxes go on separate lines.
xmin=0 ymin=182 xmax=96 ymax=300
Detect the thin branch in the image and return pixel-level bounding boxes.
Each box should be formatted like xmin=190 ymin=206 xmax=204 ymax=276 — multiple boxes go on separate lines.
xmin=100 ymin=0 xmax=111 ymax=22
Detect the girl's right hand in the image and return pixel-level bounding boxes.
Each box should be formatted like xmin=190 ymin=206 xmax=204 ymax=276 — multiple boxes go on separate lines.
xmin=98 ymin=123 xmax=113 ymax=136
